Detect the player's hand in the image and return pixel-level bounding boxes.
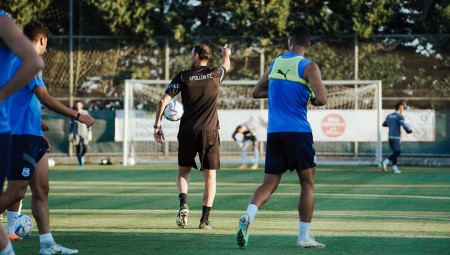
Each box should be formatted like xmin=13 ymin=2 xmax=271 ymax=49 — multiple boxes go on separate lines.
xmin=223 ymin=44 xmax=231 ymax=57
xmin=41 ymin=120 xmax=50 ymax=131
xmin=43 ymin=136 xmax=52 ymax=152
xmin=310 ymin=97 xmax=318 ymax=106
xmin=154 ymin=128 xmax=165 ymax=144
xmin=78 ymin=114 xmax=95 ymax=127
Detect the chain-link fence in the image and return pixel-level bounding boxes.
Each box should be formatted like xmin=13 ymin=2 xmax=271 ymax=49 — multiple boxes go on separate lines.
xmin=41 ymin=35 xmax=450 ymax=164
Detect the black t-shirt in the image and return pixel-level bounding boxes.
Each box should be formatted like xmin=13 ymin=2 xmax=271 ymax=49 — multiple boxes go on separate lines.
xmin=165 ymin=65 xmax=227 ymax=131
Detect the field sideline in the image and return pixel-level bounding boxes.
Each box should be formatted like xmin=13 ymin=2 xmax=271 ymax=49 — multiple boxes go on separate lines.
xmin=8 ymin=164 xmax=450 ymax=254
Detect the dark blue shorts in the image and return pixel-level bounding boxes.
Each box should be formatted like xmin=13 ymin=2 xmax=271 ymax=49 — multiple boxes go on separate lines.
xmin=8 ymin=135 xmax=47 ymax=181
xmin=0 ymin=132 xmax=12 ymax=192
xmin=388 ymin=138 xmax=401 ymax=152
xmin=265 ymin=132 xmax=316 ymax=175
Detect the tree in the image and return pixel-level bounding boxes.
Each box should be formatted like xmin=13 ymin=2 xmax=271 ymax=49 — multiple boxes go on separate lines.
xmin=0 ymin=0 xmax=51 ymax=27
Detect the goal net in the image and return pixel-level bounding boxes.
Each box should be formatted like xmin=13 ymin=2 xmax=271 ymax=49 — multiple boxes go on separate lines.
xmin=118 ymin=79 xmax=382 ymax=165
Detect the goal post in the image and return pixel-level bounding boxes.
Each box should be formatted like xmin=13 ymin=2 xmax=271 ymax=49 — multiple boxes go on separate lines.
xmin=119 ymin=79 xmax=382 ymax=166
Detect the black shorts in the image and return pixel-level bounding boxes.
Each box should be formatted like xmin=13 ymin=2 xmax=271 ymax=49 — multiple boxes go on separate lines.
xmin=177 ymin=130 xmax=220 ymax=171
xmin=8 ymin=135 xmax=47 ymax=181
xmin=0 ymin=133 xmax=12 ymax=192
xmin=265 ymin=132 xmax=316 ymax=175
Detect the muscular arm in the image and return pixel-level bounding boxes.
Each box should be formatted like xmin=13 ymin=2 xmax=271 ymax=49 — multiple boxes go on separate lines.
xmin=304 ymin=62 xmax=327 ymax=106
xmin=153 ymin=93 xmax=172 ymax=144
xmin=252 ymin=70 xmax=270 ymax=99
xmin=154 ymin=93 xmax=172 ymax=127
xmin=0 ymin=16 xmax=44 ymax=101
xmin=34 ymin=86 xmax=95 ymax=126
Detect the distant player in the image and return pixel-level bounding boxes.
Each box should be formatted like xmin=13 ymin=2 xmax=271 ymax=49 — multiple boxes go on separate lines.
xmin=70 ymin=100 xmax=92 ymax=168
xmin=232 ymin=124 xmax=259 ymax=169
xmin=0 ymin=9 xmax=44 ymax=255
xmin=381 ymin=101 xmax=412 ymax=174
xmin=236 ymin=25 xmax=327 ymax=248
xmin=0 ymin=20 xmax=94 ymax=254
xmin=154 ymin=43 xmax=231 ymax=230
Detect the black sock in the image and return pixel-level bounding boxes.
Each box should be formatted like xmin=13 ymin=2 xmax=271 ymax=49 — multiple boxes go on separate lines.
xmin=179 ymin=193 xmax=188 ymax=208
xmin=200 ymin=206 xmax=212 ymax=223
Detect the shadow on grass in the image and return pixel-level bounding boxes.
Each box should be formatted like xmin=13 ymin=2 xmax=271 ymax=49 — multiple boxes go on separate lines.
xmin=13 ymin=232 xmax=450 ymax=255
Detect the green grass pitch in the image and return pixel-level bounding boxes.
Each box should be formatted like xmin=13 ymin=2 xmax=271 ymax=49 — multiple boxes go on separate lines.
xmin=9 ymin=164 xmax=450 ymax=254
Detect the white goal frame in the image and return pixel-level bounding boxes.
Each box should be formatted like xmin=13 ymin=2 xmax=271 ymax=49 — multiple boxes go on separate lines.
xmin=122 ymin=79 xmax=382 ymax=166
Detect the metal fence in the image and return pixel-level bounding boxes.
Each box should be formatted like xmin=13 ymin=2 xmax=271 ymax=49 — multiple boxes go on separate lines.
xmin=41 ymin=35 xmax=450 ymax=163
xmin=45 ymin=35 xmax=450 ymax=109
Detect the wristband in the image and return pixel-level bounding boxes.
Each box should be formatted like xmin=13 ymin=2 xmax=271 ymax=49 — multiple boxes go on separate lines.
xmin=75 ymin=112 xmax=80 ymax=120
xmin=154 ymin=125 xmax=161 ymax=129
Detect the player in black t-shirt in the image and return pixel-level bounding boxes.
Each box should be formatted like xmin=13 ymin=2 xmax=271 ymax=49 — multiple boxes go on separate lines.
xmin=154 ymin=43 xmax=231 ymax=230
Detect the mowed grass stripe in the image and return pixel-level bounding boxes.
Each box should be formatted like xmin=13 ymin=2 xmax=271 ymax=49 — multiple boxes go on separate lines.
xmin=18 ymin=209 xmax=450 ymax=238
xmin=42 ymin=192 xmax=450 ymax=201
xmin=48 ymin=181 xmax=450 ymax=189
xmin=26 ymin=209 xmax=450 ymax=222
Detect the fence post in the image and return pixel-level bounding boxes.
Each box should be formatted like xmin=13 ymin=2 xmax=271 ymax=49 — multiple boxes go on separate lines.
xmin=354 ymin=36 xmax=359 ymax=159
xmin=68 ymin=0 xmax=74 ymax=160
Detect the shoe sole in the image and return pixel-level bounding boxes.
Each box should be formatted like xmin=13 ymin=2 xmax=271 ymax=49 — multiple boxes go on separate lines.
xmin=199 ymin=223 xmax=213 ymax=230
xmin=381 ymin=164 xmax=387 ymax=173
xmin=236 ymin=216 xmax=249 ymax=248
xmin=236 ymin=227 xmax=247 ymax=248
xmin=177 ymin=209 xmax=188 ymax=228
xmin=298 ymin=243 xmax=326 ymax=248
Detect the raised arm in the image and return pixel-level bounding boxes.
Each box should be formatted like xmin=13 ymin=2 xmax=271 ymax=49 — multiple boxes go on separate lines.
xmin=222 ymin=44 xmax=231 ymax=72
xmin=0 ymin=16 xmax=44 ymax=101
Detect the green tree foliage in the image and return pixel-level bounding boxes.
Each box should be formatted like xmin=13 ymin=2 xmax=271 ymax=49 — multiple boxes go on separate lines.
xmin=87 ymin=0 xmax=199 ymax=43
xmin=2 ymin=0 xmax=448 ymax=108
xmin=385 ymin=0 xmax=450 ymax=34
xmin=0 ymin=0 xmax=51 ymax=26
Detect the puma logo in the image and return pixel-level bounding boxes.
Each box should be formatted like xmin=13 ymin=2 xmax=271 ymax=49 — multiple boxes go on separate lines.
xmin=277 ymin=69 xmax=289 ymax=80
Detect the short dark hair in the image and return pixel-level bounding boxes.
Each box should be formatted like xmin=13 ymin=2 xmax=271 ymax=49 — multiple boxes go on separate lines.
xmin=289 ymin=25 xmax=310 ymax=47
xmin=23 ymin=21 xmax=49 ymax=41
xmin=193 ymin=44 xmax=212 ymax=61
xmin=395 ymin=102 xmax=404 ymax=110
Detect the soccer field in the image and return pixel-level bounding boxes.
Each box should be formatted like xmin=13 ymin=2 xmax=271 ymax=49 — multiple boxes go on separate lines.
xmin=10 ymin=164 xmax=450 ymax=255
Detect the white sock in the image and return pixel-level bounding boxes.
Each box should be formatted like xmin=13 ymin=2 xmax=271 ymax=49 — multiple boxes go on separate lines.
xmin=383 ymin=159 xmax=390 ymax=165
xmin=39 ymin=233 xmax=55 ymax=247
xmin=299 ymin=221 xmax=311 ymax=241
xmin=7 ymin=212 xmax=19 ymax=234
xmin=246 ymin=204 xmax=258 ymax=224
xmin=0 ymin=241 xmax=14 ymax=255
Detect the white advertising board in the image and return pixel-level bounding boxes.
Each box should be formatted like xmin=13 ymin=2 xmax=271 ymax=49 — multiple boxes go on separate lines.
xmin=115 ymin=109 xmax=435 ymax=142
